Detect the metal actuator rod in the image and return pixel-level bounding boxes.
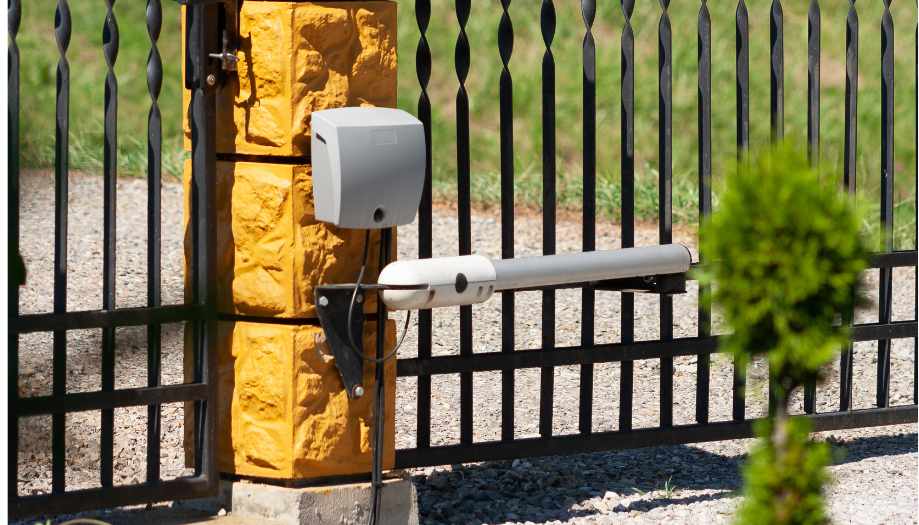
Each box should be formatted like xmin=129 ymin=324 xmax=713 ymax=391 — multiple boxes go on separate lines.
xmin=378 ymin=243 xmax=693 ymax=311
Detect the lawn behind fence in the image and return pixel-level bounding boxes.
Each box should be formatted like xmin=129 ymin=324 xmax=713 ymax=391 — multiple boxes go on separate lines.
xmin=16 ymin=1 xmax=917 ymax=247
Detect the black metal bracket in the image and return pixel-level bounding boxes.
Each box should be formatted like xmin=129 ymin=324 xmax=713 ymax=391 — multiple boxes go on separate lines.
xmin=315 ymin=285 xmax=367 ymax=400
xmin=592 ymin=272 xmax=687 ymax=294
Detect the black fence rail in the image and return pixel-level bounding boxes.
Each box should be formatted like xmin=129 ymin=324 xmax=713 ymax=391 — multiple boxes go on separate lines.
xmin=7 ymin=1 xmax=221 ymax=518
xmin=394 ymin=0 xmax=918 ymax=470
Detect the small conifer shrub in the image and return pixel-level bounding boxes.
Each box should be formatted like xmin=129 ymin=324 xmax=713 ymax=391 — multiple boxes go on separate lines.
xmin=696 ymin=146 xmax=871 ymax=525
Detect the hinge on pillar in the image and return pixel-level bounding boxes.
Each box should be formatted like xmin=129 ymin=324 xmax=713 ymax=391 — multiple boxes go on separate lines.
xmin=178 ymin=0 xmax=239 ymax=84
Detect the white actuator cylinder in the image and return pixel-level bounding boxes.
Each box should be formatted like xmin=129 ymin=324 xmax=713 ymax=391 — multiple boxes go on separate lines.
xmin=379 ymin=255 xmax=497 ymax=310
xmin=491 ymin=244 xmax=692 ymax=291
xmin=379 ymin=244 xmax=692 ymax=311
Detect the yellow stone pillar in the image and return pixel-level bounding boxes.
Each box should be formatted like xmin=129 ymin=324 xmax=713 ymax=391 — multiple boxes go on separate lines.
xmin=183 ymin=1 xmax=398 ymax=480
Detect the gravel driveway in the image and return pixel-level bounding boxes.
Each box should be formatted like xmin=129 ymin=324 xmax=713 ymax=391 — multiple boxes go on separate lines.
xmin=15 ymin=171 xmax=918 ymax=524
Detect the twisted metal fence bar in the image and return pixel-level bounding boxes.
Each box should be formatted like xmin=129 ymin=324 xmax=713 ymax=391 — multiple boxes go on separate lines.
xmin=619 ymin=0 xmax=636 ymax=433
xmin=146 ymin=0 xmax=164 ymax=484
xmin=696 ymin=0 xmax=712 ymax=425
xmin=8 ymin=0 xmax=22 ymax=504
xmin=770 ymin=0 xmax=784 ymax=142
xmin=804 ymin=0 xmax=821 ymax=415
xmin=100 ymin=0 xmax=119 ymax=489
xmin=539 ymin=0 xmax=557 ymax=439
xmin=840 ymin=0 xmax=859 ymax=412
xmin=414 ymin=0 xmax=433 ymax=451
xmin=580 ymin=0 xmax=597 ymax=436
xmin=658 ymin=0 xmax=674 ymax=429
xmin=498 ymin=0 xmax=516 ymax=442
xmin=878 ymin=0 xmax=895 ymax=409
xmin=52 ymin=0 xmax=72 ymax=495
xmin=455 ymin=0 xmax=473 ymax=447
xmin=767 ymin=0 xmax=784 ymax=416
xmin=732 ymin=0 xmax=750 ymax=422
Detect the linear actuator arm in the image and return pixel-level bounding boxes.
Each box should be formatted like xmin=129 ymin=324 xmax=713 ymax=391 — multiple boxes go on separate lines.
xmin=379 ymin=244 xmax=693 ymax=311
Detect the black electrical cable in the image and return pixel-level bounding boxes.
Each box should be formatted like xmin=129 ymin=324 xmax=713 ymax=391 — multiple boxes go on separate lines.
xmin=369 ymin=227 xmax=391 ymax=525
xmin=340 ymin=228 xmax=409 ymax=525
xmin=347 ymin=230 xmax=412 ymax=364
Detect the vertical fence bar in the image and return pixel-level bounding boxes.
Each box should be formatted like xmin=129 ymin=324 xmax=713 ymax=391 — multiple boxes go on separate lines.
xmin=52 ymin=0 xmax=72 ymax=494
xmin=914 ymin=25 xmax=917 ymax=406
xmin=145 ymin=0 xmax=163 ymax=483
xmin=539 ymin=0 xmax=557 ymax=439
xmin=803 ymin=0 xmax=820 ymax=415
xmin=186 ymin=1 xmax=204 ymax=475
xmin=619 ymin=0 xmax=635 ymax=432
xmin=186 ymin=2 xmax=218 ymax=484
xmin=768 ymin=0 xmax=784 ymax=415
xmin=498 ymin=0 xmax=515 ymax=442
xmin=877 ymin=0 xmax=894 ymax=408
xmin=8 ymin=0 xmax=22 ymax=500
xmin=840 ymin=0 xmax=859 ymax=412
xmin=455 ymin=0 xmax=473 ymax=446
xmin=770 ymin=0 xmax=784 ymax=142
xmin=732 ymin=0 xmax=749 ymax=422
xmin=658 ymin=0 xmax=674 ymax=429
xmin=415 ymin=0 xmax=433 ymax=450
xmin=579 ymin=0 xmax=597 ymax=435
xmin=769 ymin=2 xmax=783 ymax=416
xmin=696 ymin=0 xmax=712 ymax=425
xmin=807 ymin=0 xmax=821 ymax=166
xmin=100 ymin=0 xmax=119 ymax=488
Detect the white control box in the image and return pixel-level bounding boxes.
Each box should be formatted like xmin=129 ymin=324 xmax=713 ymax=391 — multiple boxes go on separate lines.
xmin=311 ymin=107 xmax=425 ymax=229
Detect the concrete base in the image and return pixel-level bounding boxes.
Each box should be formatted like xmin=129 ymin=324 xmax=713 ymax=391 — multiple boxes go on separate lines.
xmin=183 ymin=475 xmax=418 ymax=525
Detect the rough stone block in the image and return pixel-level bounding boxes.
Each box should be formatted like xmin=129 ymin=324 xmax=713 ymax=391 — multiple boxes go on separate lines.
xmin=183 ymin=1 xmax=398 ymax=156
xmin=182 ymin=160 xmax=391 ymax=318
xmin=186 ymin=320 xmax=396 ymax=479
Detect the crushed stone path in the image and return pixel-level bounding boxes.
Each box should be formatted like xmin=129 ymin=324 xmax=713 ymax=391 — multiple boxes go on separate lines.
xmin=15 ymin=171 xmax=918 ymax=524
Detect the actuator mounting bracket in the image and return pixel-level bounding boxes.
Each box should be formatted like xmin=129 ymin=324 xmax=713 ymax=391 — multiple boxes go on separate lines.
xmin=592 ymin=272 xmax=687 ymax=294
xmin=314 ymin=285 xmax=367 ymax=400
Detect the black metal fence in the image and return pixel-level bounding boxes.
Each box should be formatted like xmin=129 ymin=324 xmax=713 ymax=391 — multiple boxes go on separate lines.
xmin=8 ymin=1 xmax=221 ymax=518
xmin=392 ymin=0 xmax=918 ymax=469
xmin=6 ymin=0 xmax=918 ymax=519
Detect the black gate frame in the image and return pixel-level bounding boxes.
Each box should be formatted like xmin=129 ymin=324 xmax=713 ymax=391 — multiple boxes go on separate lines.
xmin=8 ymin=2 xmax=221 ymax=518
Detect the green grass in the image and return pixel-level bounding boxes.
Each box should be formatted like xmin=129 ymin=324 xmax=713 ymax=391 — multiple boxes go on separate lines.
xmin=17 ymin=1 xmax=917 ymax=247
xmin=16 ymin=1 xmax=185 ymax=176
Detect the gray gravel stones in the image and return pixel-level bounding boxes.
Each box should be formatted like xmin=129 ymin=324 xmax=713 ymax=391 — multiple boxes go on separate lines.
xmin=410 ymin=425 xmax=916 ymax=525
xmin=15 ymin=172 xmax=918 ymax=524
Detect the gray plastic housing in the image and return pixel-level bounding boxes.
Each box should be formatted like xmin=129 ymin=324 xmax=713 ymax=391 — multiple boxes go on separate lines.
xmin=310 ymin=107 xmax=425 ymax=229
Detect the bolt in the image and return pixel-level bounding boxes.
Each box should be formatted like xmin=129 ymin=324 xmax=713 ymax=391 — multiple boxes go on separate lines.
xmin=206 ymin=74 xmax=217 ymax=86
xmin=318 ymin=296 xmax=329 ymax=307
xmin=356 ymin=294 xmax=364 ymax=304
xmin=352 ymin=385 xmax=365 ymax=398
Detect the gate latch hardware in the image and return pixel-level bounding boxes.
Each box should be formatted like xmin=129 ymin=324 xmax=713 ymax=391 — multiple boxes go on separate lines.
xmin=177 ymin=0 xmax=239 ymax=82
xmin=209 ymin=29 xmax=238 ymax=72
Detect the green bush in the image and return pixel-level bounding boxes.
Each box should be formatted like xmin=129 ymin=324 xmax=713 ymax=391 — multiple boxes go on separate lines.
xmin=696 ymin=146 xmax=871 ymax=525
xmin=698 ymin=146 xmax=871 ymax=400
